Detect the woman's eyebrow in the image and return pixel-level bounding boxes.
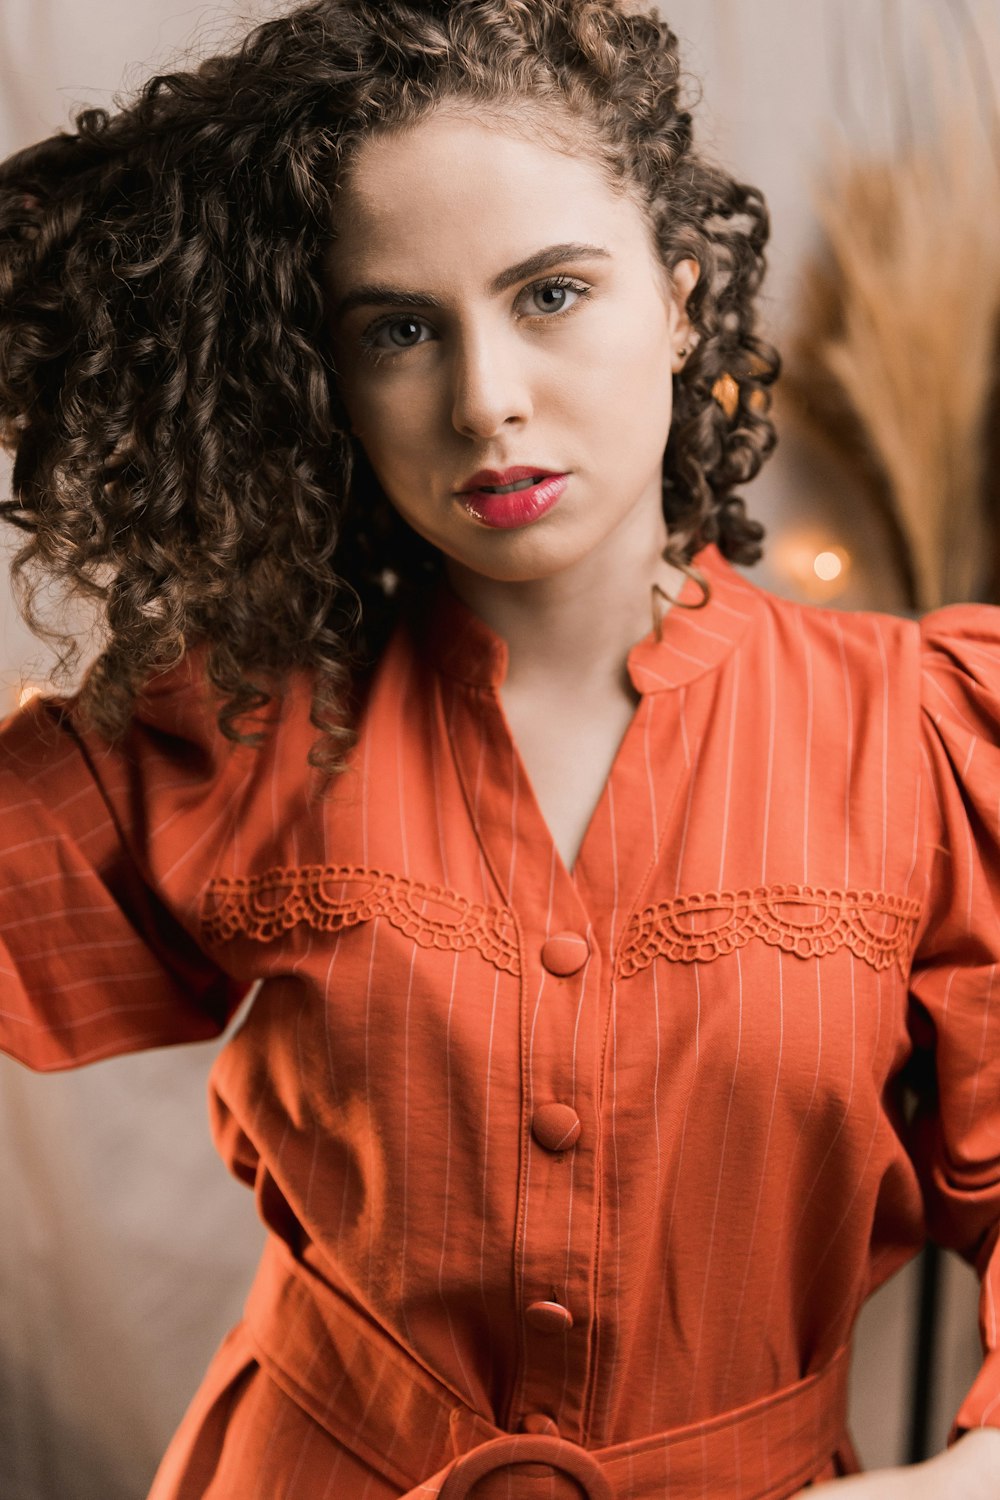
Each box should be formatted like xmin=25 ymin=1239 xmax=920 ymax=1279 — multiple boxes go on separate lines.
xmin=332 ymin=241 xmax=612 ymax=321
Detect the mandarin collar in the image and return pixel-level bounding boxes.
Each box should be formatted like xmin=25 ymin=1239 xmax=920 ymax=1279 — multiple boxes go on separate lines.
xmin=420 ymin=543 xmax=762 ymax=694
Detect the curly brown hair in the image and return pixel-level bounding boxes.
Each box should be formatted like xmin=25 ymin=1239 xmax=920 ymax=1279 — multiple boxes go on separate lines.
xmin=0 ymin=0 xmax=778 ymax=771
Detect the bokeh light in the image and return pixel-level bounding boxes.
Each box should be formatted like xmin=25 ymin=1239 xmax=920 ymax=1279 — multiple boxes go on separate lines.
xmin=813 ymin=550 xmax=845 ymax=582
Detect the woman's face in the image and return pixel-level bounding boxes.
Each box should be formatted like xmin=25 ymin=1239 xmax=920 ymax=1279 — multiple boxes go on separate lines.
xmin=325 ymin=108 xmax=696 ymax=589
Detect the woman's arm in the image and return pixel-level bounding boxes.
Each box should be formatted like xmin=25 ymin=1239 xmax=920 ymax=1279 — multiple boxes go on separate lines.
xmin=799 ymin=616 xmax=1000 ymax=1483
xmin=0 ymin=657 xmax=253 ymax=1070
xmin=798 ymin=1427 xmax=1000 ymax=1497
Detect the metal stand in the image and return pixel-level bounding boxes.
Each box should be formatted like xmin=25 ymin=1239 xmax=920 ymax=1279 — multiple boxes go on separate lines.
xmin=906 ymin=1241 xmax=942 ymax=1464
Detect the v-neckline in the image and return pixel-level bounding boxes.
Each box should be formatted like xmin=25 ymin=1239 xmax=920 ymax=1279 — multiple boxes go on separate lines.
xmin=492 ymin=678 xmax=646 ymax=884
xmin=418 ymin=545 xmax=762 ymax=944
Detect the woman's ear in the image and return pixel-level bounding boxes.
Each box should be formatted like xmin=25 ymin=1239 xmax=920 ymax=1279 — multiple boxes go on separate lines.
xmin=669 ymin=257 xmax=700 ymax=372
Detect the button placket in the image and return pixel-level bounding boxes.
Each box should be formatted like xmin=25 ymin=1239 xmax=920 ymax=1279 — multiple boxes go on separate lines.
xmin=434 ymin=669 xmax=600 ymax=1443
xmin=512 ymin=950 xmax=600 ymax=1443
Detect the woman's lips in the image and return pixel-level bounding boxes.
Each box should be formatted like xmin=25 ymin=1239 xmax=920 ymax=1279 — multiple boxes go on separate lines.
xmin=459 ymin=473 xmax=568 ymax=529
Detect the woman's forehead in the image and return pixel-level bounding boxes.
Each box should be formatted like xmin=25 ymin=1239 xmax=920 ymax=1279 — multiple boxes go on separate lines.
xmin=327 ymin=112 xmax=636 ymax=283
xmin=343 ymin=109 xmax=606 ymax=207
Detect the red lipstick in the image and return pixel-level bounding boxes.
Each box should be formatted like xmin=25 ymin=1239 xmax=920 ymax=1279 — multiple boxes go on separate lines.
xmin=456 ymin=466 xmax=568 ymax=530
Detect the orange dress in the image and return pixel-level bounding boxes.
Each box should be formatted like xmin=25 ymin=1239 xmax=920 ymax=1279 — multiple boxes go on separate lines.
xmin=3 ymin=543 xmax=1000 ymax=1500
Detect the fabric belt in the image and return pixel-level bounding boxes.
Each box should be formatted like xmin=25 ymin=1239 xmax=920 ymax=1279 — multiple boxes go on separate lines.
xmin=245 ymin=1236 xmax=854 ymax=1499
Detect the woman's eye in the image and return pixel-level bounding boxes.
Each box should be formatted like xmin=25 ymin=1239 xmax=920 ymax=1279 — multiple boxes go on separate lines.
xmin=358 ymin=276 xmax=591 ymax=360
xmin=362 ymin=317 xmax=430 ymax=354
xmin=523 ymin=277 xmax=591 ymax=316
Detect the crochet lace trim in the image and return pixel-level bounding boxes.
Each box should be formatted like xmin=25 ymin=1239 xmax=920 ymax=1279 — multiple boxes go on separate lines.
xmin=202 ymin=865 xmax=520 ymax=975
xmin=203 ymin=872 xmax=920 ymax=980
xmin=617 ymin=884 xmax=921 ymax=978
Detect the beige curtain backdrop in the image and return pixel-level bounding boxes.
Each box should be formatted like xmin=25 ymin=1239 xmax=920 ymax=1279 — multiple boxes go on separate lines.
xmin=0 ymin=2 xmax=988 ymax=1497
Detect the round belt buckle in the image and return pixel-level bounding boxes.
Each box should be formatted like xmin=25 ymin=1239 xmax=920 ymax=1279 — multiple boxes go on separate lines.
xmin=437 ymin=1433 xmax=613 ymax=1500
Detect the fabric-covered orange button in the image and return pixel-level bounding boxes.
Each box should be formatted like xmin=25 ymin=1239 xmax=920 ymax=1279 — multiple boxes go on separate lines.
xmin=540 ymin=931 xmax=589 ymax=976
xmin=531 ymin=1103 xmax=582 ymax=1152
xmin=518 ymin=1412 xmax=560 ymax=1435
xmin=525 ymin=1300 xmax=574 ymax=1333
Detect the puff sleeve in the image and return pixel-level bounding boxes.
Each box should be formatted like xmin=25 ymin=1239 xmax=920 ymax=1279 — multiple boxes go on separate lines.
xmin=907 ymin=603 xmax=1000 ymax=1437
xmin=0 ymin=650 xmax=260 ymax=1072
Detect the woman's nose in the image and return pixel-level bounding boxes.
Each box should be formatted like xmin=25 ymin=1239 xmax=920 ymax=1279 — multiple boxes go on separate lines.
xmin=449 ymin=328 xmax=533 ymax=438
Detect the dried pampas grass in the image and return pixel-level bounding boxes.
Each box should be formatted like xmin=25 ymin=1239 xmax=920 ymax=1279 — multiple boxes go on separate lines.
xmin=784 ymin=79 xmax=1000 ymax=609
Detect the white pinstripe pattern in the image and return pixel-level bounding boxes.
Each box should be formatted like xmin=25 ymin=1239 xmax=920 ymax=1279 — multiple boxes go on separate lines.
xmin=435 ymin=949 xmax=483 ymax=1401
xmin=672 ymin=689 xmax=698 ymax=892
xmin=800 ymin=965 xmax=885 ymax=1323
xmin=963 ymin=964 xmax=997 ymax=1136
xmin=593 ymin=777 xmax=625 ymax=1442
xmin=800 ymin=608 xmax=815 ymax=883
xmin=397 ymin=938 xmax=422 ymax=1357
xmin=476 ymin=962 xmax=504 ymax=1406
xmin=643 ymin=941 xmax=667 ymax=1438
xmin=363 ymin=915 xmax=383 ymax=1298
xmin=789 ymin=953 xmax=860 ymax=1320
xmin=873 ymin=618 xmax=891 ymax=891
xmin=0 ymin=903 xmax=123 ymax=932
xmin=760 ymin=606 xmax=778 ymax=884
xmin=686 ymin=944 xmax=745 ymax=1422
xmin=642 ymin=692 xmax=660 ymax=849
xmin=715 ymin=653 xmax=740 ymax=891
xmin=748 ymin=951 xmax=826 ymax=1392
xmin=6 ymin=554 xmax=1000 ymax=1494
xmin=396 ymin=674 xmax=413 ymax=878
xmin=718 ymin=941 xmax=785 ymax=1407
xmin=464 ymin=695 xmax=493 ymax=905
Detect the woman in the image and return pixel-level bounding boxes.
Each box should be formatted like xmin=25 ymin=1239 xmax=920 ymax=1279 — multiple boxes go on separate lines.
xmin=1 ymin=1 xmax=999 ymax=1495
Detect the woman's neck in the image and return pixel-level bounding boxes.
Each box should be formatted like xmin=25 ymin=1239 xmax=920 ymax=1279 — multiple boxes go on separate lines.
xmin=444 ymin=511 xmax=688 ymax=695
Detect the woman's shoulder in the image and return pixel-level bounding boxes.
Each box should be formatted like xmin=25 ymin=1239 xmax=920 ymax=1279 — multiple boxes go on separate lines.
xmin=916 ymin=601 xmax=1000 ymax=744
xmin=726 ymin=555 xmax=1000 ymax=691
xmin=130 ymin=642 xmax=320 ymax=742
xmin=2 ymin=641 xmax=325 ymax=808
xmin=701 ymin=560 xmax=1000 ymax=768
xmin=711 ymin=554 xmax=917 ymax=677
